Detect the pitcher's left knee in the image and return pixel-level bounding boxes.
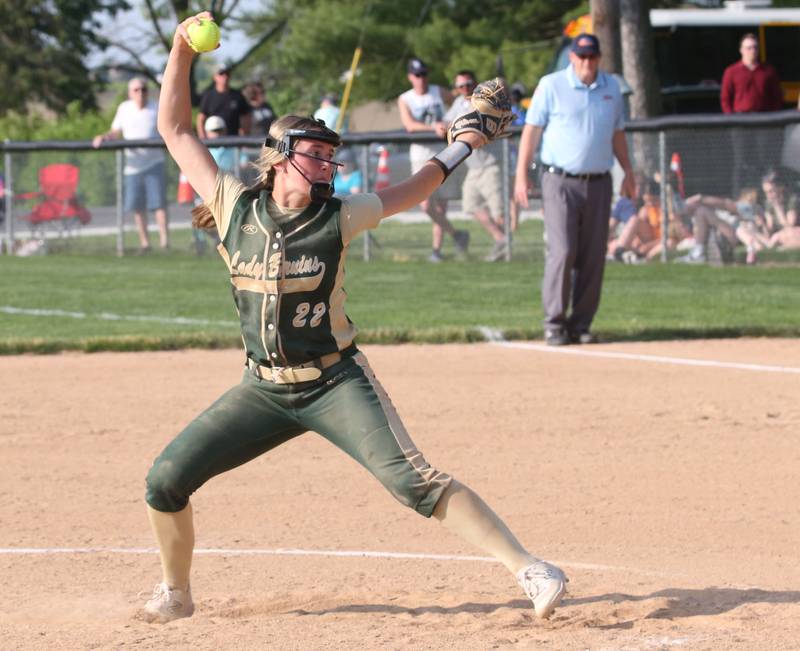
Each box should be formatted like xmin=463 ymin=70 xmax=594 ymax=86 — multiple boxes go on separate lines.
xmin=374 ymin=457 xmax=452 ymax=517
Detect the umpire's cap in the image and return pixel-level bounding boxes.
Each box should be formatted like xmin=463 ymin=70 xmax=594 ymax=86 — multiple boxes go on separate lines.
xmin=571 ymin=33 xmax=601 ymax=57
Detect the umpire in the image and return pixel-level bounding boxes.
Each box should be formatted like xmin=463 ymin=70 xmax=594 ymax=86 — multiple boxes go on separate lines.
xmin=514 ymin=33 xmax=635 ymax=346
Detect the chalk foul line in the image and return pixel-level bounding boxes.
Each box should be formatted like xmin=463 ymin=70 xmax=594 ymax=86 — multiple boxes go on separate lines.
xmin=0 ymin=546 xmax=672 ymax=577
xmin=489 ymin=340 xmax=800 ymax=375
xmin=0 ymin=305 xmax=237 ymax=328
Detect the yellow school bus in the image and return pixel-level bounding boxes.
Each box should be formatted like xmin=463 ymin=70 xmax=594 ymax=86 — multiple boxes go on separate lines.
xmin=557 ymin=5 xmax=800 ymax=113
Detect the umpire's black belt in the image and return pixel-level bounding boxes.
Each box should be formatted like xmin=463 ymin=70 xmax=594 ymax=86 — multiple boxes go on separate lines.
xmin=545 ymin=166 xmax=609 ymax=181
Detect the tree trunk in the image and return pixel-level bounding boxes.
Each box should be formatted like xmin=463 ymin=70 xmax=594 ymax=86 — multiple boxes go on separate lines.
xmin=591 ymin=0 xmax=622 ymax=75
xmin=620 ymin=0 xmax=661 ymax=119
xmin=620 ymin=0 xmax=662 ymax=175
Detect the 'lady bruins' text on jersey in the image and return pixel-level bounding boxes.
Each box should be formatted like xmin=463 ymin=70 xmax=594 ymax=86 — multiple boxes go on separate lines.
xmin=218 ymin=190 xmax=355 ymax=368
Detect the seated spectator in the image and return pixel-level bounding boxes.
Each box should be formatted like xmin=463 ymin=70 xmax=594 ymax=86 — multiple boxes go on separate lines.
xmin=761 ymin=169 xmax=797 ymax=231
xmin=610 ymin=195 xmax=637 ymax=230
xmin=767 ymin=225 xmax=800 ymax=250
xmin=738 ymin=169 xmax=799 ymax=263
xmin=609 ymin=172 xmax=647 ymax=243
xmin=608 ymin=180 xmax=690 ymax=262
xmin=676 ymin=188 xmax=762 ymax=264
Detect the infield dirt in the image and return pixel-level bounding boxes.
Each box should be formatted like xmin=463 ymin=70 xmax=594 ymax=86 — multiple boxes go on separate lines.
xmin=2 ymin=340 xmax=799 ymax=650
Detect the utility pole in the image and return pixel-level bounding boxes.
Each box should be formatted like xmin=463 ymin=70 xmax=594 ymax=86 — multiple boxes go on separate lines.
xmin=591 ymin=0 xmax=622 ymax=75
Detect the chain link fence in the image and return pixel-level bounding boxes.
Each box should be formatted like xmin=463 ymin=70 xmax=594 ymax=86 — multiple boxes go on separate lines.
xmin=3 ymin=112 xmax=800 ymax=263
xmin=621 ymin=111 xmax=800 ymax=263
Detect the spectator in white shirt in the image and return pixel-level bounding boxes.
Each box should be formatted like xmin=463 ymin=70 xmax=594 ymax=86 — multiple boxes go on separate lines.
xmin=93 ymin=78 xmax=169 ymax=253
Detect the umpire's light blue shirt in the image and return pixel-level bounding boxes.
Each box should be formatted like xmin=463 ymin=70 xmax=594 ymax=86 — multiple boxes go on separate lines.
xmin=526 ymin=66 xmax=624 ymax=174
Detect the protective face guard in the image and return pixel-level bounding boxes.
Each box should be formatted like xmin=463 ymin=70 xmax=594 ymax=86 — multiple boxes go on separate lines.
xmin=265 ymin=121 xmax=343 ymax=202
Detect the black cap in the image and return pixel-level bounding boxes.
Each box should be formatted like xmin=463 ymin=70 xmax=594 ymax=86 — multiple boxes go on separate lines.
xmin=571 ymin=33 xmax=600 ymax=57
xmin=407 ymin=58 xmax=429 ymax=75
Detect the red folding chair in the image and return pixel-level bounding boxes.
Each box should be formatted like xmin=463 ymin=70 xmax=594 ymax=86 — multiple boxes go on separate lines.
xmin=17 ymin=164 xmax=91 ymax=235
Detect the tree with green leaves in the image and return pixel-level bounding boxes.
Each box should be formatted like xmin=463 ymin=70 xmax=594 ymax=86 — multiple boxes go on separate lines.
xmin=0 ymin=0 xmax=129 ymax=115
xmin=236 ymin=0 xmax=586 ymax=116
xmin=3 ymin=0 xmax=589 ymax=121
xmin=93 ymin=1 xmax=287 ymax=103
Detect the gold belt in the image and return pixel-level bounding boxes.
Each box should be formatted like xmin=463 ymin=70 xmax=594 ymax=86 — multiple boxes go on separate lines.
xmin=248 ymin=350 xmax=344 ymax=384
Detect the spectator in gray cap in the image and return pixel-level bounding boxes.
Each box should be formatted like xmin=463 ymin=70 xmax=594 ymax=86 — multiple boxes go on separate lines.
xmin=397 ymin=57 xmax=469 ymax=262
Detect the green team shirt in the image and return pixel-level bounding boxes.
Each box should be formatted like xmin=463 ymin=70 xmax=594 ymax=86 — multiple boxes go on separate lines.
xmin=206 ymin=173 xmax=383 ymax=367
xmin=764 ymin=192 xmax=798 ymax=234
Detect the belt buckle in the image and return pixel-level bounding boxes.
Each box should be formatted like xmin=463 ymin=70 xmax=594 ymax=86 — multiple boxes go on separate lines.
xmin=270 ymin=366 xmax=286 ymax=383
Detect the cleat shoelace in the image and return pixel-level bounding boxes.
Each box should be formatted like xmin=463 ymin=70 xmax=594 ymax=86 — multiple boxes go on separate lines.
xmin=145 ymin=583 xmax=179 ymax=607
xmin=518 ymin=564 xmax=567 ymax=599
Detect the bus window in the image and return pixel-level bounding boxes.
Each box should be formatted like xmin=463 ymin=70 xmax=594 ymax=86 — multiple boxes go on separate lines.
xmin=654 ymin=26 xmax=749 ymax=113
xmin=763 ymin=24 xmax=800 ymax=103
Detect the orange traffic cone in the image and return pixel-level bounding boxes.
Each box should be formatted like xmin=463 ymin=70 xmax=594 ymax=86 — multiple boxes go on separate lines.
xmin=177 ymin=172 xmax=195 ymax=204
xmin=374 ymin=147 xmax=391 ymax=191
xmin=670 ymin=152 xmax=685 ymax=198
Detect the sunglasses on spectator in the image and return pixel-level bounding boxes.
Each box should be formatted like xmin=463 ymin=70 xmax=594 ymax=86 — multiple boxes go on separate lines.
xmin=456 ymin=82 xmax=475 ymax=89
xmin=576 ymin=54 xmax=598 ymax=60
xmin=412 ymin=72 xmax=427 ymax=78
xmin=131 ymin=87 xmax=148 ymax=92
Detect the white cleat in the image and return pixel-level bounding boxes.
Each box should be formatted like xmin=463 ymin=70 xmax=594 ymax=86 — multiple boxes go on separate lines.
xmin=141 ymin=582 xmax=195 ymax=623
xmin=516 ymin=560 xmax=568 ymax=619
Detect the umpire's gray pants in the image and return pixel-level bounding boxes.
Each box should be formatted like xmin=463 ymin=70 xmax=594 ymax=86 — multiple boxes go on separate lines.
xmin=541 ymin=171 xmax=612 ymax=333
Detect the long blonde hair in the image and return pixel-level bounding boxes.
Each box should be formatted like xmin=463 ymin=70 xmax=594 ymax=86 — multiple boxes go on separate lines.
xmin=191 ymin=115 xmax=332 ymax=229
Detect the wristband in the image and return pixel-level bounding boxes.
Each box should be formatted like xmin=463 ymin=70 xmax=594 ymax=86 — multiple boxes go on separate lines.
xmin=429 ymin=141 xmax=473 ymax=181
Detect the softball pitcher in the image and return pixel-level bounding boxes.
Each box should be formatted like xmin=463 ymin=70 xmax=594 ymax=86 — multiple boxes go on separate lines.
xmin=142 ymin=11 xmax=567 ymax=624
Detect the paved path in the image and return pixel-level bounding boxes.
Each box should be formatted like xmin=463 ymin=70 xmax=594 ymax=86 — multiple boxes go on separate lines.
xmin=5 ymin=200 xmax=544 ymax=241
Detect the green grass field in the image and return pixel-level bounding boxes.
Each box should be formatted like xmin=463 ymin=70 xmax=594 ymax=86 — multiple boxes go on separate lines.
xmin=1 ymin=220 xmax=799 ymax=354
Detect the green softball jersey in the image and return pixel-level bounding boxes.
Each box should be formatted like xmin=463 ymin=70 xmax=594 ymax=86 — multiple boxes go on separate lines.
xmin=207 ymin=173 xmax=383 ymax=367
xmin=146 ymin=174 xmax=453 ymax=518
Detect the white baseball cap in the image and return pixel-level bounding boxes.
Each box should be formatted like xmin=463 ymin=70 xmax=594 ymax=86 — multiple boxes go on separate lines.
xmin=205 ymin=115 xmax=227 ymax=133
